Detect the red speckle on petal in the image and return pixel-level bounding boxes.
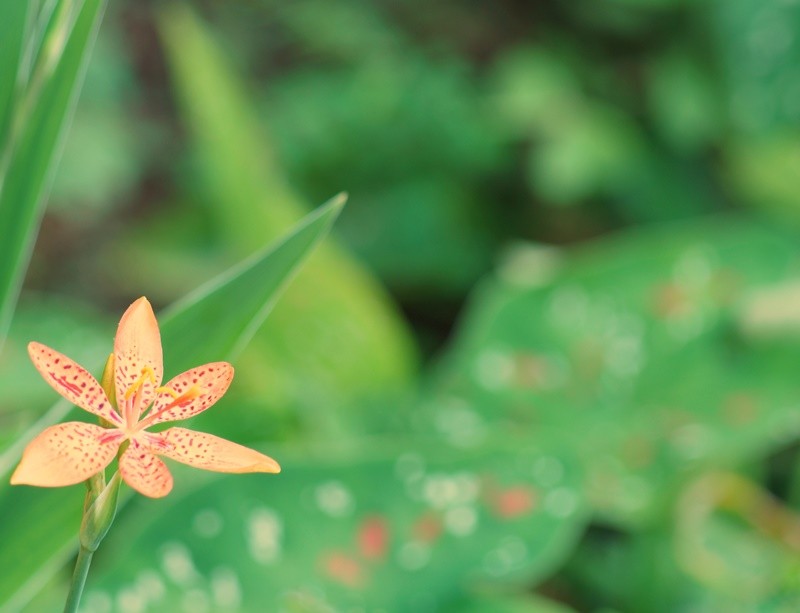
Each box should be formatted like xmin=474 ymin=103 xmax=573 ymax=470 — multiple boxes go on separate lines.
xmin=28 ymin=343 xmax=122 ymax=426
xmin=54 ymin=375 xmax=81 ymax=396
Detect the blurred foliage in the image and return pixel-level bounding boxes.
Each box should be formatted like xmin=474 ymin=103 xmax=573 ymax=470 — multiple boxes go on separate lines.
xmin=4 ymin=0 xmax=800 ymax=611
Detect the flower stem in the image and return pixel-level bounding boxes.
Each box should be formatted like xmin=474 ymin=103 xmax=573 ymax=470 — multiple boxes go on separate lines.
xmin=63 ymin=546 xmax=93 ymax=613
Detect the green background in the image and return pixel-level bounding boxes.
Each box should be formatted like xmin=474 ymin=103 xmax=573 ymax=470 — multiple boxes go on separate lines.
xmin=3 ymin=0 xmax=800 ymax=611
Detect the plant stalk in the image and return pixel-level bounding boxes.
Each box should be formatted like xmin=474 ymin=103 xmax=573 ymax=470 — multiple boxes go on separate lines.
xmin=63 ymin=546 xmax=93 ymax=613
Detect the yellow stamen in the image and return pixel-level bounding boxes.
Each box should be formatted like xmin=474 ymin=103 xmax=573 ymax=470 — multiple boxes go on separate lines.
xmin=162 ymin=386 xmax=201 ymax=410
xmin=138 ymin=386 xmax=202 ymax=429
xmin=154 ymin=385 xmax=180 ymax=399
xmin=124 ymin=366 xmax=157 ymax=400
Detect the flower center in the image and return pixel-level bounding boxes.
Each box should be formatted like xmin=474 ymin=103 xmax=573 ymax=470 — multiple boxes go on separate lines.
xmin=123 ymin=366 xmax=157 ymax=427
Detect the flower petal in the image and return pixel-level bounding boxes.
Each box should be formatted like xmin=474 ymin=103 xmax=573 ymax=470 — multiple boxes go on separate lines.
xmin=28 ymin=342 xmax=123 ymax=426
xmin=154 ymin=427 xmax=281 ymax=474
xmin=142 ymin=362 xmax=234 ymax=427
xmin=119 ymin=439 xmax=174 ymax=498
xmin=10 ymin=422 xmax=120 ymax=487
xmin=114 ymin=297 xmax=163 ymax=426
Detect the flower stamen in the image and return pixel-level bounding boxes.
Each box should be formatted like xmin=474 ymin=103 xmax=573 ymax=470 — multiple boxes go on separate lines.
xmin=123 ymin=366 xmax=157 ymax=426
xmin=124 ymin=366 xmax=157 ymax=401
xmin=138 ymin=386 xmax=202 ymax=429
xmin=154 ymin=385 xmax=181 ymax=399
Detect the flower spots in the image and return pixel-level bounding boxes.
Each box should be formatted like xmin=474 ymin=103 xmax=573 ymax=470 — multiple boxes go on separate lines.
xmin=27 ymin=342 xmax=122 ymax=426
xmin=10 ymin=422 xmax=119 ymax=487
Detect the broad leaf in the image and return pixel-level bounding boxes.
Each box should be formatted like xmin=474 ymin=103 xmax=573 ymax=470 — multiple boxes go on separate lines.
xmin=86 ymin=439 xmax=586 ymax=611
xmin=430 ymin=218 xmax=800 ymax=525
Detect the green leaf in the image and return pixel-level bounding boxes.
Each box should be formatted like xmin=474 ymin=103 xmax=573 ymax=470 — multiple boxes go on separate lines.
xmin=0 ymin=0 xmax=28 ymax=146
xmin=0 ymin=196 xmax=343 ymax=610
xmin=709 ymin=0 xmax=800 ymax=134
xmin=0 ymin=0 xmax=107 ymax=349
xmin=86 ymin=440 xmax=586 ymax=611
xmin=431 ymin=218 xmax=800 ymax=525
xmin=448 ymin=593 xmax=577 ymax=613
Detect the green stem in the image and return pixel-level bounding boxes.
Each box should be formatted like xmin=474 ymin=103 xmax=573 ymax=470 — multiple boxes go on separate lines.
xmin=60 ymin=353 xmax=121 ymax=612
xmin=63 ymin=546 xmax=93 ymax=613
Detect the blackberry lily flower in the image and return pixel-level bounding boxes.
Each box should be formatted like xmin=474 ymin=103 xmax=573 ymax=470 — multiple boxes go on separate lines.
xmin=11 ymin=297 xmax=280 ymax=498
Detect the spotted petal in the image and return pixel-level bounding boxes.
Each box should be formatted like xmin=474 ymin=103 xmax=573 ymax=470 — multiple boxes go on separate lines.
xmin=10 ymin=422 xmax=120 ymax=487
xmin=115 ymin=297 xmax=163 ymax=426
xmin=141 ymin=362 xmax=234 ymax=427
xmin=154 ymin=427 xmax=281 ymax=474
xmin=27 ymin=343 xmax=123 ymax=426
xmin=119 ymin=439 xmax=174 ymax=498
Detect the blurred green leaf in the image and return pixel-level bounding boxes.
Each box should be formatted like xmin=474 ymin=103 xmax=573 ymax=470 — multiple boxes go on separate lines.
xmin=0 ymin=0 xmax=27 ymax=147
xmin=430 ymin=218 xmax=800 ymax=525
xmin=490 ymin=46 xmax=717 ymax=222
xmin=724 ymin=134 xmax=800 ymax=222
xmin=449 ymin=593 xmax=576 ymax=613
xmin=49 ymin=27 xmax=151 ymax=214
xmin=157 ymin=4 xmax=418 ymax=437
xmin=646 ymin=49 xmax=722 ymax=153
xmin=709 ymin=0 xmax=800 ymax=134
xmin=565 ymin=473 xmax=800 ymax=611
xmin=276 ymin=0 xmax=401 ymax=60
xmin=263 ymin=32 xmax=502 ymax=295
xmin=0 ymin=197 xmax=343 ymax=611
xmin=0 ymin=0 xmax=107 ymax=349
xmin=87 ymin=440 xmax=586 ymax=611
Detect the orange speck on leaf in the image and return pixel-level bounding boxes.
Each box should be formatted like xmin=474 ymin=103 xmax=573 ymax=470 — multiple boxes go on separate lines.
xmin=652 ymin=283 xmax=690 ymax=319
xmin=322 ymin=552 xmax=364 ymax=588
xmin=358 ymin=516 xmax=390 ymax=560
xmin=491 ymin=485 xmax=538 ymax=519
xmin=412 ymin=513 xmax=443 ymax=543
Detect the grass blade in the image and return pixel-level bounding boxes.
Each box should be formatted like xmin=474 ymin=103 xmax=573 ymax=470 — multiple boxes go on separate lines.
xmin=0 ymin=0 xmax=107 ymax=349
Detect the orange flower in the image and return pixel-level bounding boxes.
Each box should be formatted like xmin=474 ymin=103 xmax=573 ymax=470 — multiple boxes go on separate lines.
xmin=11 ymin=297 xmax=280 ymax=498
